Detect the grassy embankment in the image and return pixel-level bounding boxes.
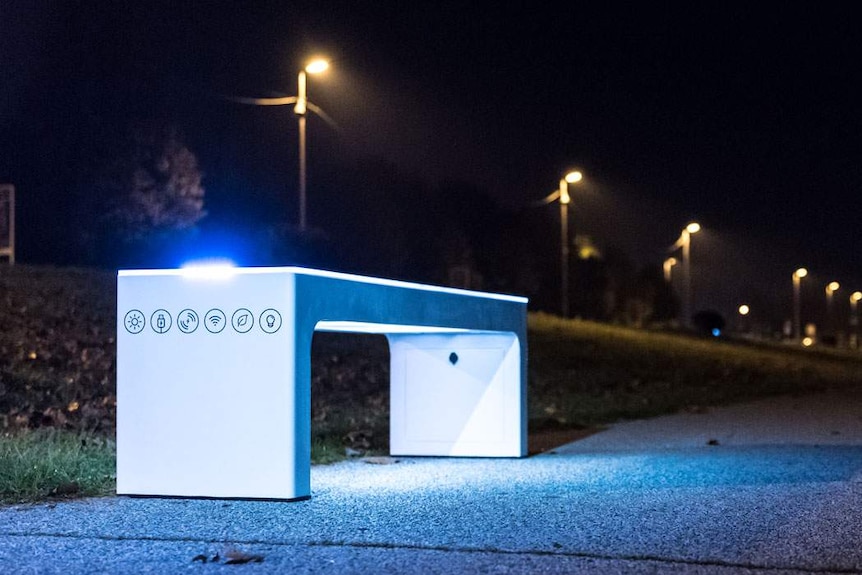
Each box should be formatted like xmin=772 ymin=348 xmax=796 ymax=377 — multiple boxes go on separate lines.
xmin=2 ymin=264 xmax=861 ymax=503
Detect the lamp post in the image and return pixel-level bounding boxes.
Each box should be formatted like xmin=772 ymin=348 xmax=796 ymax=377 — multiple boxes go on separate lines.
xmin=850 ymin=291 xmax=862 ymax=349
xmin=792 ymin=267 xmax=808 ymax=341
xmin=825 ymin=281 xmax=840 ymax=340
xmin=675 ymin=222 xmax=700 ymax=327
xmin=738 ymin=304 xmax=751 ymax=334
xmin=294 ymin=58 xmax=330 ymax=232
xmin=226 ymin=58 xmax=332 ymax=232
xmin=558 ymin=171 xmax=583 ymax=318
xmin=663 ymin=257 xmax=677 ymax=282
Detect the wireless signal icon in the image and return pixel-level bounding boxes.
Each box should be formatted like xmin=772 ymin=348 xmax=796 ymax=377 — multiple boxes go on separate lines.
xmin=204 ymin=309 xmax=227 ymax=333
xmin=177 ymin=309 xmax=199 ymax=334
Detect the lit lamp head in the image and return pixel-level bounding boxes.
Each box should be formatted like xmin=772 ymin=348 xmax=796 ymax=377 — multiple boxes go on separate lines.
xmin=851 ymin=291 xmax=862 ymax=303
xmin=295 ymin=58 xmax=330 ymax=116
xmin=794 ymin=267 xmax=808 ymax=279
xmin=559 ymin=171 xmax=582 ymax=205
xmin=738 ymin=304 xmax=750 ymax=316
xmin=826 ymin=281 xmax=840 ymax=294
xmin=305 ymin=58 xmax=330 ymax=75
xmin=685 ymin=222 xmax=701 ymax=235
xmin=564 ymin=171 xmax=583 ymax=184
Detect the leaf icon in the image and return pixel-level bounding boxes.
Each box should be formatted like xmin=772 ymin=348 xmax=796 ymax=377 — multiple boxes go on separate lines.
xmin=237 ymin=314 xmax=248 ymax=327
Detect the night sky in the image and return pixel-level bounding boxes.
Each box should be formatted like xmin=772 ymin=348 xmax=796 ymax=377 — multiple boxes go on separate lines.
xmin=2 ymin=2 xmax=860 ymax=322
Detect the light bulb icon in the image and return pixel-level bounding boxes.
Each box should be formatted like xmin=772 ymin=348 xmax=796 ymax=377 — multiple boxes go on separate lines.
xmin=259 ymin=309 xmax=281 ymax=333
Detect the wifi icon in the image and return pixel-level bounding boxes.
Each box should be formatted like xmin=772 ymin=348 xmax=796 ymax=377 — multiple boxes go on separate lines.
xmin=204 ymin=309 xmax=227 ymax=333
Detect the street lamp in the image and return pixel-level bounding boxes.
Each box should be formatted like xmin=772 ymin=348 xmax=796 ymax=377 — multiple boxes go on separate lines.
xmin=295 ymin=58 xmax=330 ymax=232
xmin=792 ymin=267 xmax=808 ymax=341
xmin=851 ymin=291 xmax=862 ymax=320
xmin=825 ymin=281 xmax=840 ymax=340
xmin=227 ymin=57 xmax=333 ymax=233
xmin=672 ymin=222 xmax=700 ymax=327
xmin=558 ymin=171 xmax=583 ymax=318
xmin=850 ymin=291 xmax=862 ymax=349
xmin=663 ymin=257 xmax=677 ymax=282
xmin=737 ymin=304 xmax=751 ymax=334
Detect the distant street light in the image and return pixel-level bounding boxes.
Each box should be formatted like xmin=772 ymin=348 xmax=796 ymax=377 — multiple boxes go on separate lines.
xmin=295 ymin=58 xmax=330 ymax=232
xmin=850 ymin=291 xmax=862 ymax=349
xmin=227 ymin=57 xmax=334 ymax=232
xmin=558 ymin=171 xmax=583 ymax=318
xmin=824 ymin=281 xmax=840 ymax=341
xmin=663 ymin=257 xmax=677 ymax=282
xmin=737 ymin=304 xmax=751 ymax=334
xmin=792 ymin=267 xmax=808 ymax=341
xmin=671 ymin=222 xmax=700 ymax=327
xmin=851 ymin=291 xmax=862 ymax=319
xmin=532 ymin=169 xmax=584 ymax=317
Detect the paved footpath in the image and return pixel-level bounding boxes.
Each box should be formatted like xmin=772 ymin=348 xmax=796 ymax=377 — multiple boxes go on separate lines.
xmin=3 ymin=388 xmax=862 ymax=574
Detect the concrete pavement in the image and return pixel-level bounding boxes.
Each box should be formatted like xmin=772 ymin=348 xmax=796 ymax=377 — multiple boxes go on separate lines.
xmin=3 ymin=387 xmax=862 ymax=574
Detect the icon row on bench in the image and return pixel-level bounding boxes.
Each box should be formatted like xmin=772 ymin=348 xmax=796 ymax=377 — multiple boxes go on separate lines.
xmin=123 ymin=308 xmax=282 ymax=335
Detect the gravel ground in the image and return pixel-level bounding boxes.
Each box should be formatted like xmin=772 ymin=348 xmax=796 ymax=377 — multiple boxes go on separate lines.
xmin=2 ymin=388 xmax=862 ymax=574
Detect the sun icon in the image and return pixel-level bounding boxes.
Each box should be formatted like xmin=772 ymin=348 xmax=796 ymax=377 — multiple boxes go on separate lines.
xmin=124 ymin=310 xmax=145 ymax=334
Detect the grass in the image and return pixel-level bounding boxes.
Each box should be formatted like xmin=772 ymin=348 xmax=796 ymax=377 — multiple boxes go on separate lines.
xmin=3 ymin=265 xmax=862 ymax=503
xmin=0 ymin=429 xmax=116 ymax=504
xmin=527 ymin=312 xmax=862 ymax=429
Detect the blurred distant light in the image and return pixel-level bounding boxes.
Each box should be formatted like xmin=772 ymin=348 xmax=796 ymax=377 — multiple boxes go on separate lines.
xmin=851 ymin=291 xmax=862 ymax=303
xmin=827 ymin=281 xmax=840 ymax=293
xmin=685 ymin=222 xmax=701 ymax=234
xmin=738 ymin=304 xmax=750 ymax=316
xmin=802 ymin=336 xmax=814 ymax=347
xmin=711 ymin=328 xmax=721 ymax=337
xmin=794 ymin=267 xmax=808 ymax=278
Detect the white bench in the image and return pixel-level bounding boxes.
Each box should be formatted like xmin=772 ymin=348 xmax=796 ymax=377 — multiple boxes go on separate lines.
xmin=116 ymin=266 xmax=528 ymax=500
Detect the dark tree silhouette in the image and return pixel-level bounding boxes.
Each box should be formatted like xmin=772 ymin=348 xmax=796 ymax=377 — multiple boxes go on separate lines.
xmin=78 ymin=122 xmax=206 ymax=266
xmin=97 ymin=123 xmax=205 ymax=240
